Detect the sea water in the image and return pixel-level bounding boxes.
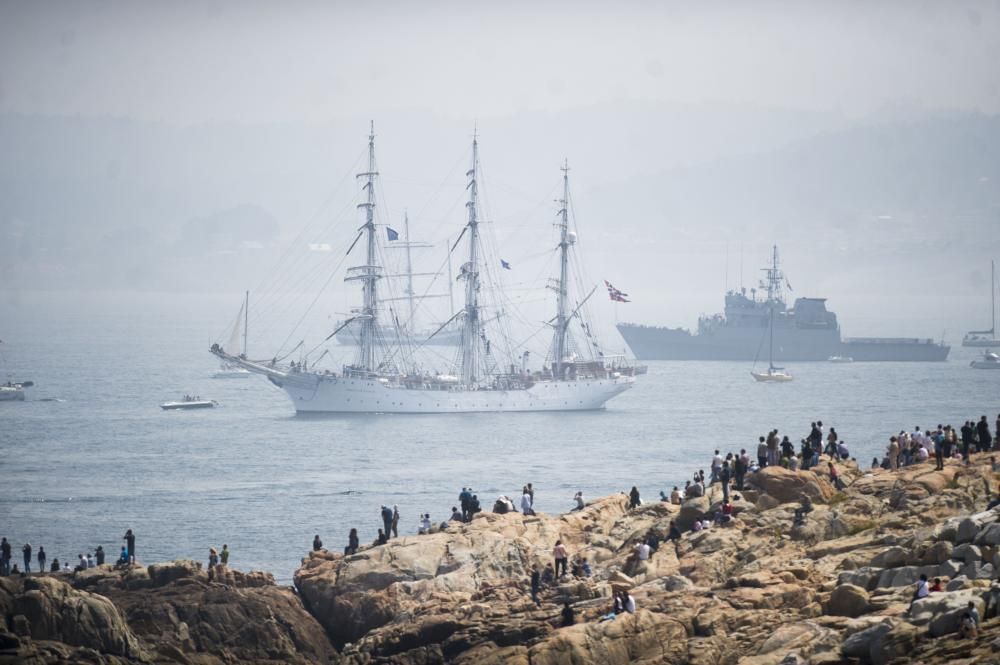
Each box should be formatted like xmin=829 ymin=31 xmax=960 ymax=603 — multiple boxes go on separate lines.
xmin=1 ymin=292 xmax=997 ymax=583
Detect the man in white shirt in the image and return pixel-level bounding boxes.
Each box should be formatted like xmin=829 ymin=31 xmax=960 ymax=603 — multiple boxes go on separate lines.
xmin=710 ymin=450 xmax=723 ymax=484
xmin=624 ymin=593 xmax=636 ymax=613
xmin=634 ymin=542 xmax=651 ymax=561
xmin=911 ymin=574 xmax=930 ymax=607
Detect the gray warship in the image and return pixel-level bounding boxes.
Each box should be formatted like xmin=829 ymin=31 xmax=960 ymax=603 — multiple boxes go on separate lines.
xmin=617 ymin=246 xmax=950 ymax=362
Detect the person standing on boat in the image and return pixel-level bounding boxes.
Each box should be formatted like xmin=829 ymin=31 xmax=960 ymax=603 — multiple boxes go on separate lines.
xmin=380 ymin=506 xmax=393 ymax=539
xmin=124 ymin=529 xmax=135 ymax=564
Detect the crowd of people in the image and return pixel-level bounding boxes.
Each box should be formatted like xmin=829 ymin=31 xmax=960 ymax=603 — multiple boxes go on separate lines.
xmin=0 ymin=529 xmax=138 ymax=578
xmin=875 ymin=415 xmax=997 ymax=471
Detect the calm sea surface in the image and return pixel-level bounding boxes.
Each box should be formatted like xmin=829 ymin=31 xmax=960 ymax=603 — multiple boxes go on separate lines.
xmin=2 ymin=293 xmax=998 ymax=583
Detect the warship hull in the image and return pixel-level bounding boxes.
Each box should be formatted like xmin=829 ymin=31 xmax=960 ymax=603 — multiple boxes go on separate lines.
xmin=617 ymin=324 xmax=949 ymax=362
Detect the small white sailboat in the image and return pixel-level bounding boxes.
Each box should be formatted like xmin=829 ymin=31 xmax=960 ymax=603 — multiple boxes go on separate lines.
xmin=827 ymin=355 xmax=854 ymax=363
xmin=751 ymin=247 xmax=793 ymax=383
xmin=970 ymin=349 xmax=1000 ymax=370
xmin=161 ymin=395 xmax=218 ymax=410
xmin=963 ymin=260 xmax=998 ymax=348
xmin=213 ymin=292 xmax=251 ymax=379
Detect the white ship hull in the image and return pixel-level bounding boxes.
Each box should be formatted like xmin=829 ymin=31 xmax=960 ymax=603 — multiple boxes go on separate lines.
xmin=272 ymin=372 xmax=634 ymax=413
xmin=0 ymin=386 xmax=25 ymax=401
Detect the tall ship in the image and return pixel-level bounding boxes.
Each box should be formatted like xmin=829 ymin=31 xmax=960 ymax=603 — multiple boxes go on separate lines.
xmin=617 ymin=246 xmax=950 ymax=362
xmin=962 ymin=259 xmax=997 ymax=348
xmin=211 ymin=126 xmax=636 ymax=413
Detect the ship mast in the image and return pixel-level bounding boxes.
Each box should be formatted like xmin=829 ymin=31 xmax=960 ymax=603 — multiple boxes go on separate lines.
xmin=552 ymin=160 xmax=571 ymax=380
xmin=345 ymin=122 xmax=381 ymax=372
xmin=458 ymin=134 xmax=482 ymax=385
xmin=992 ymin=259 xmax=996 ymax=336
xmin=242 ymin=290 xmax=249 ymax=357
xmin=404 ymin=212 xmax=415 ymax=330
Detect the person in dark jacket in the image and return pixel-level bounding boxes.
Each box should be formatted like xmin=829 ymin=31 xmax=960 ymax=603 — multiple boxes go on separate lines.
xmin=628 ymin=486 xmax=641 ymax=509
xmin=22 ymin=543 xmax=31 ymax=574
xmin=561 ymin=602 xmax=575 ymax=626
xmin=345 ymin=528 xmax=359 ymax=555
xmin=380 ymin=506 xmax=393 ymax=538
xmin=979 ymin=416 xmax=994 ymax=452
xmin=529 ymin=565 xmax=541 ymax=606
xmin=313 ymin=534 xmax=323 ymax=551
xmin=719 ymin=461 xmax=732 ymax=503
xmin=37 ymin=546 xmax=46 ymax=573
xmin=95 ymin=546 xmax=105 ymax=566
xmin=124 ymin=529 xmax=135 ymax=564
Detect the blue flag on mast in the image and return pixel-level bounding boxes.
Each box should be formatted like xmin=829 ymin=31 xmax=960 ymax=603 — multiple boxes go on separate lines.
xmin=501 ymin=259 xmax=511 ymax=270
xmin=386 ymin=227 xmax=399 ymax=241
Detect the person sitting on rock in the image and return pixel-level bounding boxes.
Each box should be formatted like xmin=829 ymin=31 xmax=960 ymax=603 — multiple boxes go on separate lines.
xmin=910 ymin=574 xmax=930 ymax=607
xmin=959 ymin=611 xmax=977 ymax=639
xmin=345 ymin=528 xmax=359 ymax=555
xmin=571 ymin=559 xmax=584 ymax=578
xmin=828 ymin=462 xmax=846 ymax=491
xmin=450 ymin=506 xmax=464 ymax=522
xmin=580 ymin=558 xmax=592 ymax=577
xmin=715 ymin=501 xmax=734 ymax=525
xmin=668 ymin=520 xmax=682 ymax=542
xmin=117 ymin=547 xmax=128 ymax=566
xmin=540 ymin=563 xmax=555 ymax=588
xmin=312 ymin=534 xmax=323 ymax=551
xmin=620 ymin=589 xmax=636 ymax=613
xmin=50 ymin=558 xmax=60 ymax=572
xmin=787 ymin=455 xmax=800 ymax=471
xmin=561 ymin=602 xmax=575 ymax=626
xmin=374 ymin=529 xmax=388 ymax=545
xmin=692 ymin=520 xmax=704 ymax=533
xmin=670 ymin=486 xmax=682 ymax=504
xmin=968 ymin=600 xmax=980 ymax=627
xmin=418 ymin=514 xmax=432 ymax=534
xmin=929 ymin=577 xmax=943 ymax=592
xmin=573 ymin=491 xmax=585 ymax=511
xmin=493 ymin=497 xmax=509 ymax=514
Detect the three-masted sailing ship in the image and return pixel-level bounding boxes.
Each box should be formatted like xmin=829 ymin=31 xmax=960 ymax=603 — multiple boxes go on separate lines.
xmin=210 ymin=126 xmax=637 ymax=413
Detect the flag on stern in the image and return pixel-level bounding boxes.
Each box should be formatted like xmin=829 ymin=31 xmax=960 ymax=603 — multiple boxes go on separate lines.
xmin=605 ymin=280 xmax=630 ymax=303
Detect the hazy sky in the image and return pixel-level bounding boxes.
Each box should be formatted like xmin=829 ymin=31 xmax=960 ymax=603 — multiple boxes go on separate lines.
xmin=3 ymin=1 xmax=999 ymax=124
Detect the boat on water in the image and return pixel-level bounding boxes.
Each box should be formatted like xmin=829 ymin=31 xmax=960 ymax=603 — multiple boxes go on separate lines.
xmin=210 ymin=126 xmax=637 ymax=414
xmin=213 ymin=292 xmax=252 ymax=378
xmin=617 ymin=247 xmax=950 ymax=362
xmin=751 ymin=250 xmax=793 ymax=384
xmin=161 ymin=396 xmax=217 ymax=410
xmin=828 ymin=356 xmax=854 ymax=363
xmin=963 ymin=260 xmax=998 ymax=348
xmin=0 ymin=380 xmax=33 ymax=401
xmin=970 ymin=350 xmax=1000 ymax=370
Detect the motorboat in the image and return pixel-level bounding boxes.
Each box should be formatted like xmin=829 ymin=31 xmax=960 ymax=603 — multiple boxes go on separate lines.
xmin=970 ymin=350 xmax=1000 ymax=370
xmin=0 ymin=380 xmax=32 ymax=401
xmin=161 ymin=395 xmax=218 ymax=410
xmin=828 ymin=355 xmax=854 ymax=363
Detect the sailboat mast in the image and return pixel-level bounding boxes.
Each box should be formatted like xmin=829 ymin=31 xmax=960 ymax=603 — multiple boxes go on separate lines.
xmin=768 ymin=305 xmax=775 ymax=371
xmin=446 ymin=237 xmax=454 ymax=316
xmin=459 ymin=135 xmax=481 ymax=385
xmin=404 ymin=212 xmax=415 ymax=330
xmin=553 ymin=160 xmax=571 ymax=380
xmin=356 ymin=123 xmax=380 ymax=372
xmin=992 ymin=259 xmax=996 ymax=335
xmin=242 ymin=290 xmax=249 ymax=357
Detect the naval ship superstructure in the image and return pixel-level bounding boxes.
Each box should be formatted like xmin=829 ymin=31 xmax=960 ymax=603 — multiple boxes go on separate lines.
xmin=617 ymin=247 xmax=950 ymax=362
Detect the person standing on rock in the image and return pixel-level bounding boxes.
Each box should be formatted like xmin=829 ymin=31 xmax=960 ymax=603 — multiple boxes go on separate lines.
xmin=710 ymin=450 xmax=723 ymax=484
xmin=313 ymin=535 xmax=323 ymax=551
xmin=392 ymin=505 xmax=400 ymax=538
xmin=37 ymin=546 xmax=45 ymax=574
xmin=719 ymin=461 xmax=732 ymax=504
xmin=735 ymin=450 xmax=747 ymax=491
xmin=346 ymin=528 xmax=359 ymax=555
xmin=756 ymin=437 xmax=768 ymax=469
xmin=95 ymin=546 xmax=105 ymax=566
xmin=220 ymin=544 xmax=229 ymax=566
xmin=978 ymin=415 xmax=993 ymax=451
xmin=521 ymin=488 xmax=535 ymax=516
xmin=828 ymin=462 xmax=845 ymax=491
xmin=1 ymin=537 xmax=10 ymax=576
xmin=459 ymin=487 xmax=471 ymax=521
xmin=21 ymin=543 xmax=31 ymax=574
xmin=124 ymin=529 xmax=135 ymax=564
xmin=380 ymin=505 xmax=393 ymax=539
xmin=553 ymin=540 xmax=569 ymax=578
xmin=529 ymin=565 xmax=541 ymax=606
xmin=208 ymin=547 xmax=219 ymax=569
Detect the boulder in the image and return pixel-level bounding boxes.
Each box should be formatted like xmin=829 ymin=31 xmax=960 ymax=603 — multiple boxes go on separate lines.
xmin=946 ymin=576 xmax=970 ymax=591
xmin=956 ymin=517 xmax=980 ymax=544
xmin=838 ymin=567 xmax=882 ymax=592
xmin=841 ymin=620 xmax=893 ymax=659
xmin=909 ymin=590 xmax=986 ymax=637
xmin=975 ymin=522 xmax=1000 ymax=546
xmin=951 ymin=543 xmax=982 ymax=565
xmin=827 ymin=584 xmax=870 ymax=617
xmin=677 ymin=495 xmax=711 ymax=530
xmin=751 ymin=466 xmax=834 ymax=505
xmin=870 ymin=547 xmax=908 ymax=569
xmin=919 ymin=540 xmax=952 ymax=565
xmin=936 ymin=559 xmax=962 ymax=578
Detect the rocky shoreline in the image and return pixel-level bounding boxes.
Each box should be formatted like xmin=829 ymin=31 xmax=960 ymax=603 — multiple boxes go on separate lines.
xmin=4 ymin=453 xmax=1000 ymax=664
